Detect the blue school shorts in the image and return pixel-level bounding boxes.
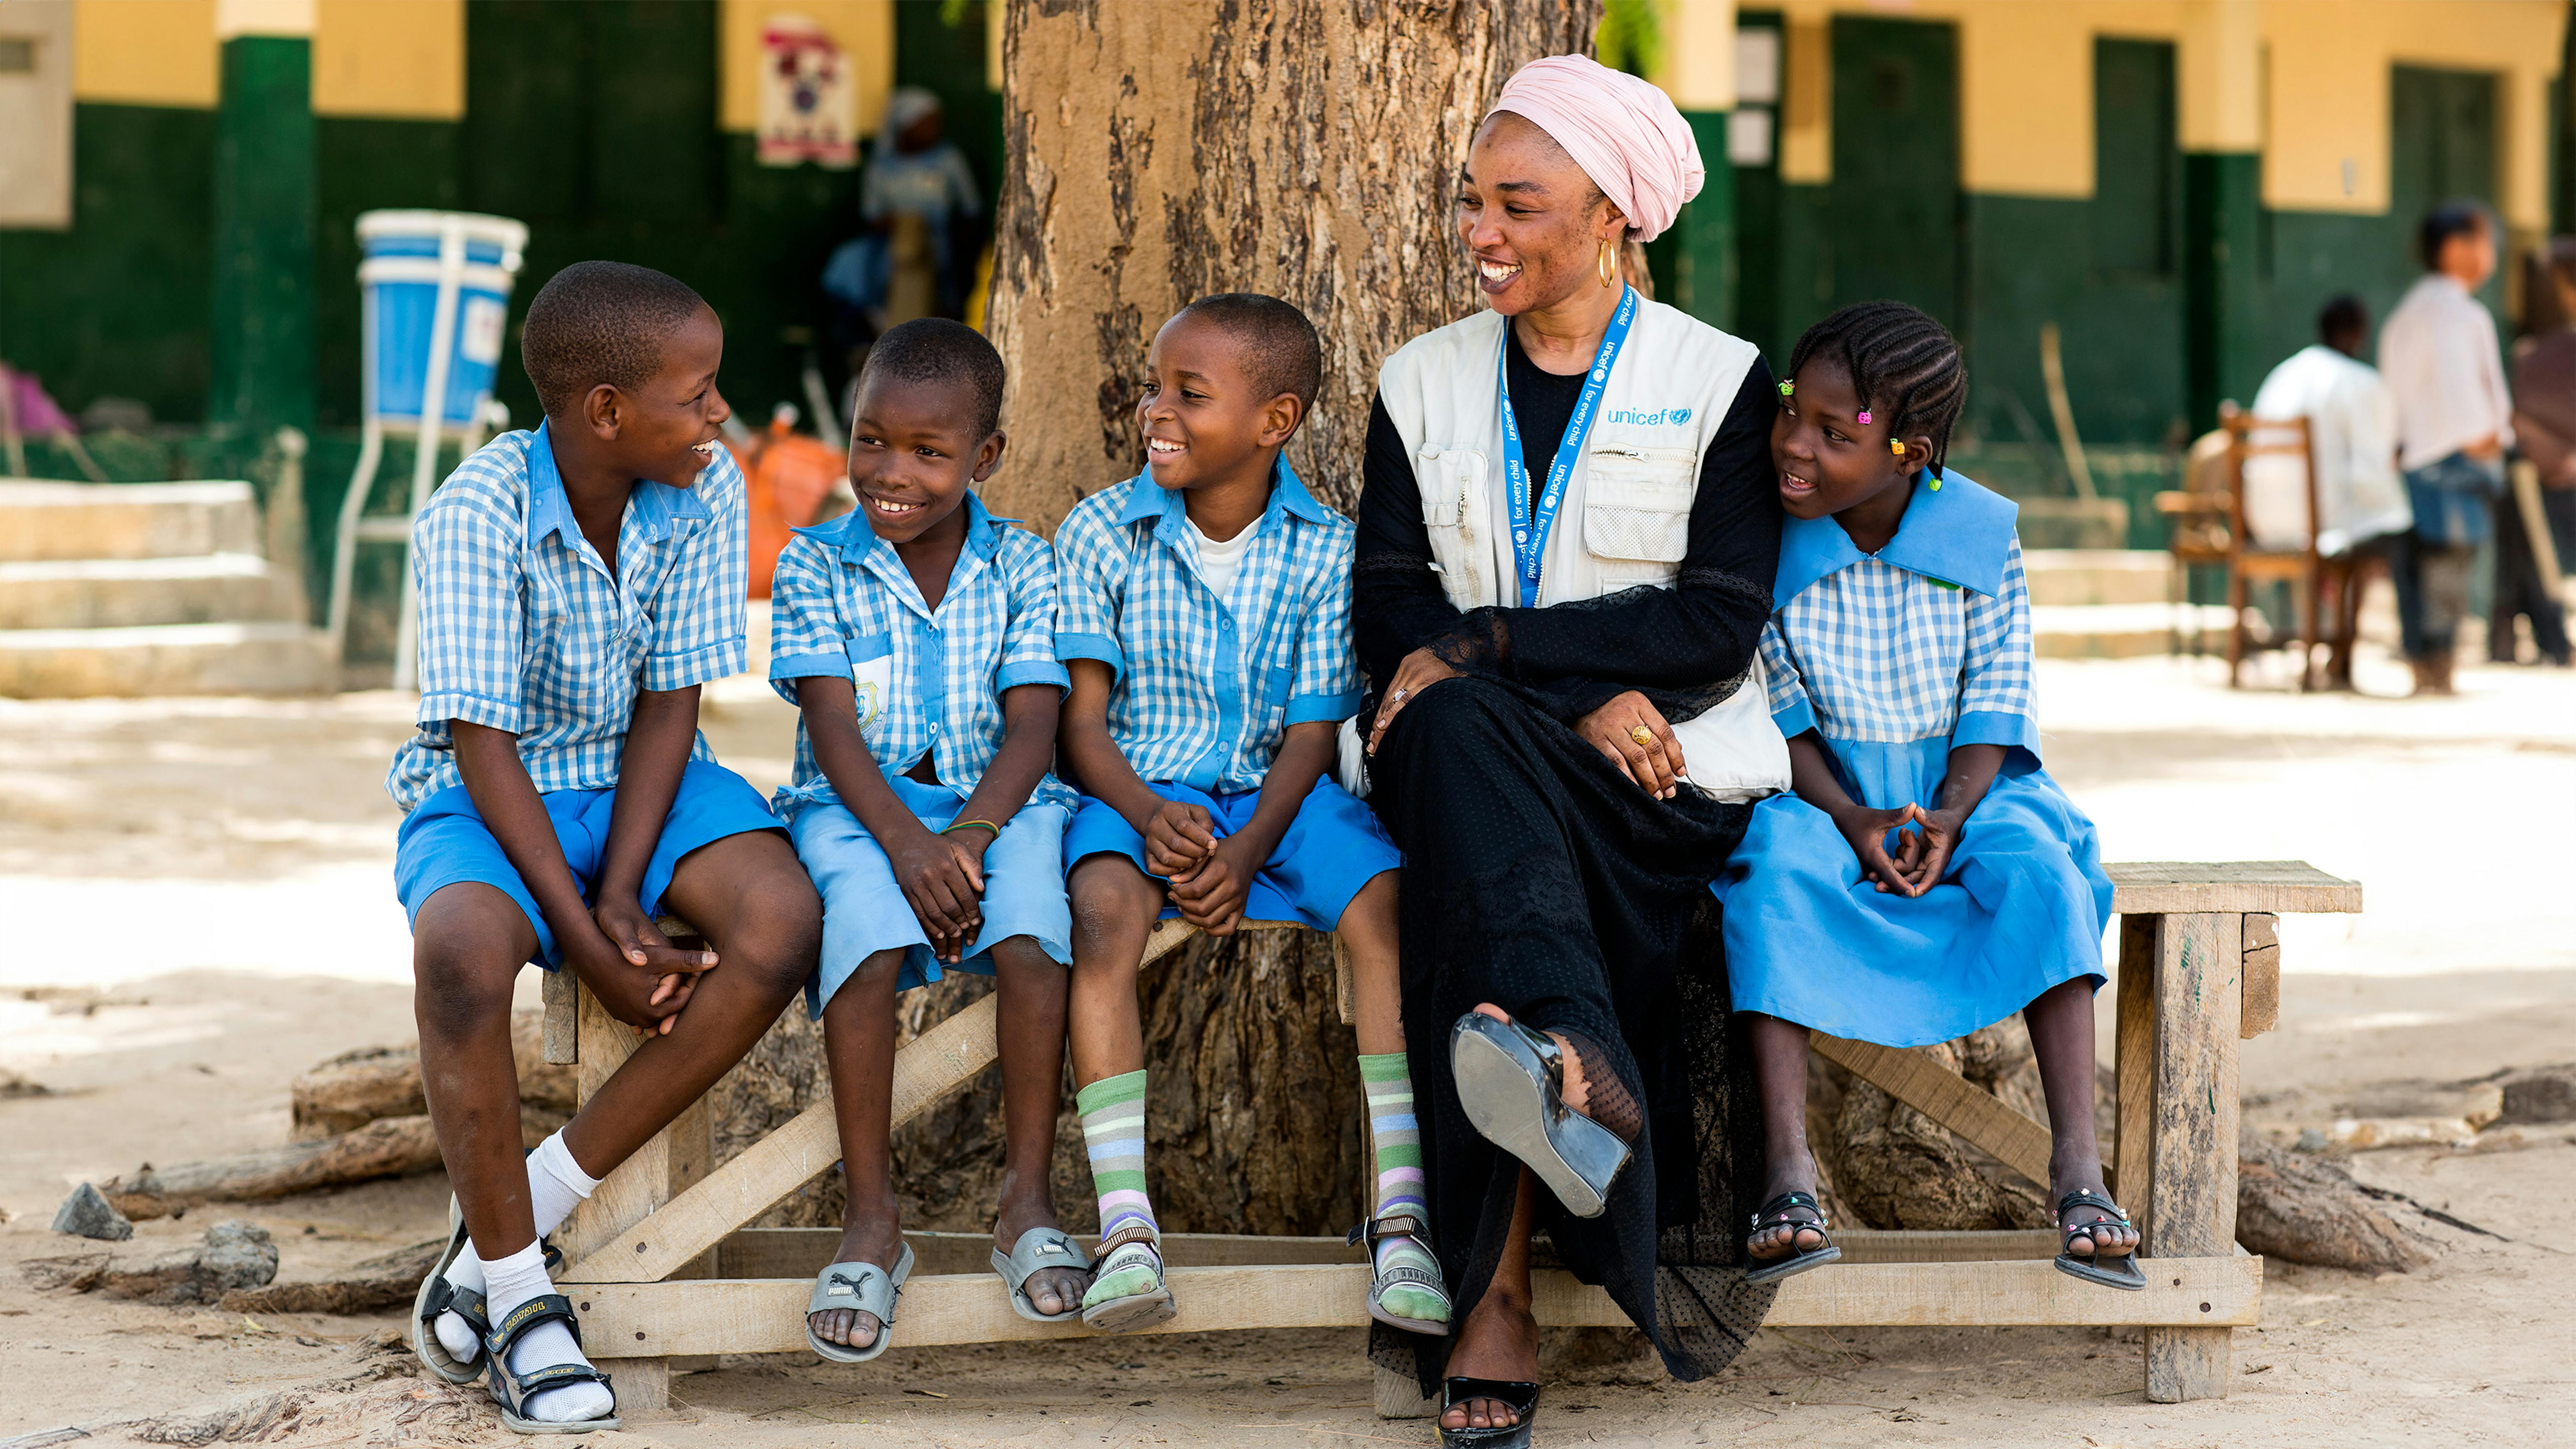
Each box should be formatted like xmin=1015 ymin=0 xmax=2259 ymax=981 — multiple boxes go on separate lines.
xmin=1062 ymin=778 xmax=1401 ymax=931
xmin=393 ymin=760 xmax=783 ymax=969
xmin=793 ymin=774 xmax=1072 ymax=1013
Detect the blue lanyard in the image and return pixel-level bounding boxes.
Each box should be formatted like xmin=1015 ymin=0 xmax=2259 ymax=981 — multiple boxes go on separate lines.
xmin=1497 ymin=284 xmax=1639 ymax=608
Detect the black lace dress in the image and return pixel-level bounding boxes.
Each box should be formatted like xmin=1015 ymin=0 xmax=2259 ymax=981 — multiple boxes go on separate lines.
xmin=1356 ymin=329 xmax=1785 ymax=1391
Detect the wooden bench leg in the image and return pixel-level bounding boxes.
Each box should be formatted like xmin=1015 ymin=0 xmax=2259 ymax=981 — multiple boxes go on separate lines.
xmin=2139 ymin=910 xmax=2242 ymax=1403
xmin=553 ymin=979 xmax=712 ymax=1416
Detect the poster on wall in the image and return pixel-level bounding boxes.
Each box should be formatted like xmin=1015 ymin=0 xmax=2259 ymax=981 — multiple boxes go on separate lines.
xmin=758 ymin=14 xmax=856 ymax=169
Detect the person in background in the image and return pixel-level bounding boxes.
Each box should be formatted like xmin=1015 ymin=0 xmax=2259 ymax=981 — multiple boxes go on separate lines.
xmin=2245 ymin=295 xmax=2414 ymax=687
xmin=2498 ymin=239 xmax=2576 ymax=667
xmin=2377 ymin=203 xmax=2512 ymax=695
xmin=820 ymin=88 xmax=987 ymax=373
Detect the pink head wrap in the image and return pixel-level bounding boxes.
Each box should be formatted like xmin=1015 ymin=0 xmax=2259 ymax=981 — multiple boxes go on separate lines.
xmin=1486 ymin=54 xmax=1704 ymax=243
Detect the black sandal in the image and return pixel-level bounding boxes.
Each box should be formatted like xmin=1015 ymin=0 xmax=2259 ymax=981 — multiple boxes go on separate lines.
xmin=1440 ymin=1376 xmax=1540 ymax=1448
xmin=1743 ymin=1190 xmax=1841 ymax=1285
xmin=1450 ymin=1012 xmax=1634 ymax=1219
xmin=2053 ymin=1187 xmax=2145 ymax=1290
xmin=483 ymin=1292 xmax=620 ymax=1434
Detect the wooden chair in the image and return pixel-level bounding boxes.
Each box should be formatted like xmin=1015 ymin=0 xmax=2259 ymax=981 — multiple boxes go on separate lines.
xmin=2158 ymin=406 xmax=2344 ymax=689
xmin=538 ymin=863 xmax=2357 ymax=1414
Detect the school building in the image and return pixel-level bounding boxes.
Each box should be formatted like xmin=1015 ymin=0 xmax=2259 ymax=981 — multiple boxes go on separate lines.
xmin=0 ymin=0 xmax=999 ymax=447
xmin=1643 ymin=0 xmax=2573 ymax=536
xmin=0 ymin=0 xmax=2568 ymax=613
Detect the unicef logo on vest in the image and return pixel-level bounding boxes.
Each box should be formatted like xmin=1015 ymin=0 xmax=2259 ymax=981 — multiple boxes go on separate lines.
xmin=1599 ymin=407 xmax=1691 ymax=427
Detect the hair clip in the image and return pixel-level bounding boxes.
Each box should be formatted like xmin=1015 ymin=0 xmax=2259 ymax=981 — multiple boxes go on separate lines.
xmin=1857 ymin=410 xmax=1873 ymax=425
xmin=1890 ymin=439 xmax=1904 ymax=455
xmin=1776 ymin=380 xmax=1795 ymax=397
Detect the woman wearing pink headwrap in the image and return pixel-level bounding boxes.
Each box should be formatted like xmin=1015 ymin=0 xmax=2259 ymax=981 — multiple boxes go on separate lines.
xmin=1349 ymin=53 xmax=1786 ymax=1446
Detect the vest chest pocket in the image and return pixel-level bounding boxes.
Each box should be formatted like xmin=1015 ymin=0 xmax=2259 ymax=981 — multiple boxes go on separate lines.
xmin=1583 ymin=445 xmax=1697 ymax=574
xmin=1417 ymin=447 xmax=1488 ymax=607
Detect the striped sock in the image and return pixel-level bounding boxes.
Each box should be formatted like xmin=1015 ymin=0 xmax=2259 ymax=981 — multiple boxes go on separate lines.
xmin=1078 ymin=1070 xmax=1161 ymax=1308
xmin=1360 ymin=1052 xmax=1447 ymax=1325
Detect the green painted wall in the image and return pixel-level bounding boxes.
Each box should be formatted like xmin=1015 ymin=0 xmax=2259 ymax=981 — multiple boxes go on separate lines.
xmin=0 ymin=104 xmax=216 ymax=425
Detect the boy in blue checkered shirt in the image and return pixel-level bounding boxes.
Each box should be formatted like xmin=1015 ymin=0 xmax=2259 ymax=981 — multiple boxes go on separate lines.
xmin=390 ymin=262 xmax=820 ymax=1431
xmin=769 ymin=320 xmax=1091 ymax=1358
xmin=1052 ymin=295 xmax=1442 ymax=1338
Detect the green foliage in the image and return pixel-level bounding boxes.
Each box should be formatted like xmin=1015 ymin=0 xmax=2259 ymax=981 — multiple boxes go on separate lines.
xmin=1596 ymin=0 xmax=1663 ymax=80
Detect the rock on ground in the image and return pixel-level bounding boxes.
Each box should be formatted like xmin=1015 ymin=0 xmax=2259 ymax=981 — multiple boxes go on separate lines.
xmin=20 ymin=1219 xmax=280 ymax=1305
xmin=51 ymin=1180 xmax=134 ymax=1241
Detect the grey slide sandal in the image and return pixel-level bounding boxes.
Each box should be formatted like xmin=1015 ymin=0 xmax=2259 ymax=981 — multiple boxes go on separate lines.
xmin=991 ymin=1225 xmax=1093 ymax=1323
xmin=805 ymin=1241 xmax=915 ymax=1363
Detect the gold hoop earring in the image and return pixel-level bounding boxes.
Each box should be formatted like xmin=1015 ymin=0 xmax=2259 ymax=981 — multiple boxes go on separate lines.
xmin=1599 ymin=237 xmax=1618 ymax=288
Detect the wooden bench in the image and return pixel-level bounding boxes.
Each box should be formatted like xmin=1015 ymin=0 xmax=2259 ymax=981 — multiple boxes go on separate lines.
xmin=536 ymin=860 xmax=2357 ymax=1413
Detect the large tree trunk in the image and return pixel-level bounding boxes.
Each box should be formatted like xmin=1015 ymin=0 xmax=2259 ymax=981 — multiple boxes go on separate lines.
xmin=712 ymin=2 xmax=1601 ymax=1238
xmin=983 ymin=0 xmax=1600 ymax=528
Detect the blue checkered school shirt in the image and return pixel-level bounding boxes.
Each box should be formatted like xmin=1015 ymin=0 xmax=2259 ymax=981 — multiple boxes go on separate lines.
xmin=385 ymin=422 xmax=749 ymax=811
xmin=1759 ymin=470 xmax=2042 ymax=757
xmin=1053 ymin=460 xmax=1365 ymax=794
xmin=767 ymin=492 xmax=1073 ymax=820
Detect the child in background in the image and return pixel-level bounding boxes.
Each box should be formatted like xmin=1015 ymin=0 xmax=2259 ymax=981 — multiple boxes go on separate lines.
xmin=1052 ymin=295 xmax=1444 ymax=1337
xmin=1712 ymin=302 xmax=2140 ymax=1289
xmin=769 ymin=319 xmax=1091 ymax=1359
xmin=395 ymin=262 xmax=821 ymax=1432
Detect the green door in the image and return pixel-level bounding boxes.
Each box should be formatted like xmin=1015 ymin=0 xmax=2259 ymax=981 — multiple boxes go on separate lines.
xmin=2390 ymin=65 xmax=2501 ymax=312
xmin=1829 ymin=16 xmax=1960 ymax=326
xmin=2392 ymin=65 xmax=2499 ymax=223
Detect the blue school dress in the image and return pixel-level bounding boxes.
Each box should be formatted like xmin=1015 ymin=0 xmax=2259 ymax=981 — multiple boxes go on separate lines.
xmin=1713 ymin=471 xmax=2112 ymax=1047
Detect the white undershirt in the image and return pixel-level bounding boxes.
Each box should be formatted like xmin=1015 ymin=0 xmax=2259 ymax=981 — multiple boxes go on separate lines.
xmin=1189 ymin=516 xmax=1258 ymax=602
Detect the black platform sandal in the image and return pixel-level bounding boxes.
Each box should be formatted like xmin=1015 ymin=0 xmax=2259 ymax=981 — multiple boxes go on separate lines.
xmin=1743 ymin=1190 xmax=1841 ymax=1285
xmin=2054 ymin=1187 xmax=2145 ymax=1290
xmin=1440 ymin=1376 xmax=1540 ymax=1448
xmin=483 ymin=1293 xmax=620 ymax=1435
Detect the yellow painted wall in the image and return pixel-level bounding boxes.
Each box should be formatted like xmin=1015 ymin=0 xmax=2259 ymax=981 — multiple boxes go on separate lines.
xmin=1680 ymin=0 xmax=2562 ymax=220
xmin=2263 ymin=0 xmax=2563 ymax=226
xmin=71 ymin=0 xmax=215 ymax=107
xmin=69 ymin=0 xmax=459 ymax=116
xmin=313 ymin=0 xmax=459 ymax=119
xmin=717 ymin=0 xmax=891 ymax=135
xmin=1656 ymin=0 xmax=1738 ymax=111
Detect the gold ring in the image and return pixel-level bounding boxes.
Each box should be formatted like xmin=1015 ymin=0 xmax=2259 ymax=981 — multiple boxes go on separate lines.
xmin=1629 ymin=725 xmax=1657 ymax=747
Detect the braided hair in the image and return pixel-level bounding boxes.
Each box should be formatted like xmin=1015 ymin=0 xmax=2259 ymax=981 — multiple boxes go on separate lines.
xmin=1781 ymin=301 xmax=1967 ymax=475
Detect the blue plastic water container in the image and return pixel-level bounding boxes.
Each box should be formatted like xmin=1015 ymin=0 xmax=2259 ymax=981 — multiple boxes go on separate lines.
xmin=356 ymin=210 xmax=530 ymax=428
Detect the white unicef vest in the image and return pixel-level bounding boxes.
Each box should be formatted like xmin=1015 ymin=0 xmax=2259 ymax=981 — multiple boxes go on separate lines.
xmin=1352 ymin=298 xmax=1789 ymax=802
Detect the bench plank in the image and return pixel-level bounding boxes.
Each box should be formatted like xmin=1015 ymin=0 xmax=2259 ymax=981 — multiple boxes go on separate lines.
xmin=716 ymin=1227 xmax=1364 ymax=1280
xmin=1811 ymin=1034 xmax=2054 ymax=1188
xmin=570 ymin=1255 xmax=2261 ymax=1356
xmin=2107 ymin=860 xmax=2359 ymax=915
xmin=560 ymin=992 xmax=1000 ymax=1285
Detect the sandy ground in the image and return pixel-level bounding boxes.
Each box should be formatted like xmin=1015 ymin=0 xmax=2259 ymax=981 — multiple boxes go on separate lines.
xmin=2 ymin=642 xmax=2571 ymax=1447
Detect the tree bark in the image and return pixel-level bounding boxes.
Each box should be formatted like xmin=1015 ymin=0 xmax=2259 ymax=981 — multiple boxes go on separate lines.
xmin=982 ymin=0 xmax=1601 ymax=530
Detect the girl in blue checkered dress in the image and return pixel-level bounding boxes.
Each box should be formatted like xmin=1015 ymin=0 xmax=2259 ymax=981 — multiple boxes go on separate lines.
xmin=1711 ymin=304 xmax=2138 ymax=1291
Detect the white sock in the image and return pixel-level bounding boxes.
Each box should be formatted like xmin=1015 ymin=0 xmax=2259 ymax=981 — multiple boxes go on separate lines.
xmin=435 ymin=1132 xmax=602 ymax=1363
xmin=479 ymin=1242 xmax=617 ymax=1423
